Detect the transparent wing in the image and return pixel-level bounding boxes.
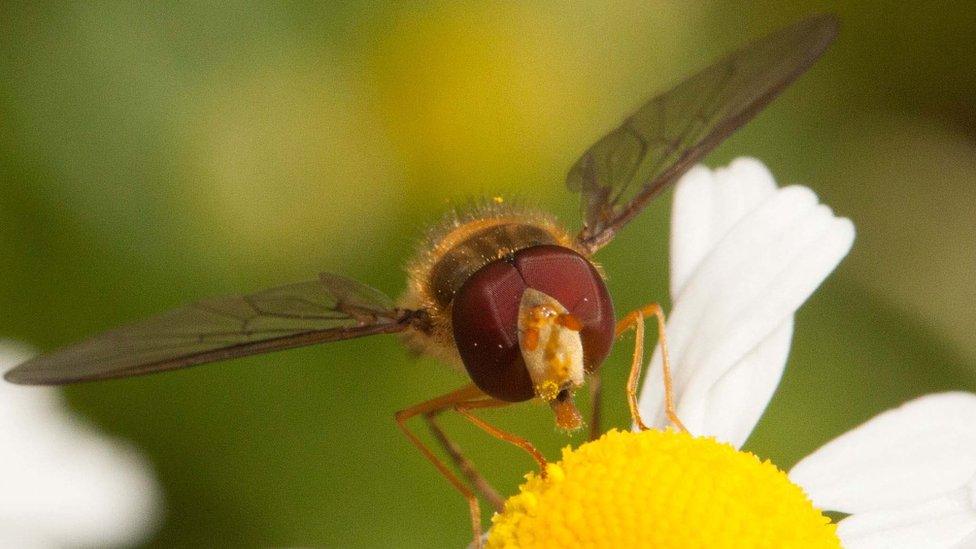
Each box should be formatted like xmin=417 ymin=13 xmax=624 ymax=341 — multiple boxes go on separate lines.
xmin=4 ymin=273 xmax=423 ymax=385
xmin=568 ymin=14 xmax=839 ymax=253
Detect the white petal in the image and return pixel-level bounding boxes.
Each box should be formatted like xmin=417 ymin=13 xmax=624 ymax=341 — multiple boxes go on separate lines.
xmin=638 ymin=159 xmax=855 ymax=448
xmin=669 ymin=158 xmax=777 ymax=298
xmin=836 ymin=490 xmax=976 ymax=549
xmin=0 ymin=343 xmax=162 ymax=547
xmin=790 ymin=392 xmax=976 ymax=514
xmin=956 ymin=529 xmax=976 ymax=548
xmin=696 ymin=319 xmax=793 ymax=449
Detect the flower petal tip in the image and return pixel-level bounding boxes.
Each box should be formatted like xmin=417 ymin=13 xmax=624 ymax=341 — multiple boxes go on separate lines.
xmin=641 ymin=158 xmax=855 ymax=448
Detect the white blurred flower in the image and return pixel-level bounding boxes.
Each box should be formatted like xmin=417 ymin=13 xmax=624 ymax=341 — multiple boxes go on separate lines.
xmin=638 ymin=158 xmax=976 ymax=547
xmin=0 ymin=343 xmax=161 ymax=548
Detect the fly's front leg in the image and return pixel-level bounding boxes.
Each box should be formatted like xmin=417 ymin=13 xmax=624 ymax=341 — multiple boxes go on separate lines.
xmin=616 ymin=303 xmax=687 ymax=432
xmin=424 ymin=411 xmax=504 ymax=512
xmin=395 ymin=384 xmax=488 ymax=547
xmin=453 ymin=398 xmax=548 ymax=476
xmin=587 ymin=369 xmax=603 ymax=441
xmin=397 ymin=386 xmax=551 ymax=547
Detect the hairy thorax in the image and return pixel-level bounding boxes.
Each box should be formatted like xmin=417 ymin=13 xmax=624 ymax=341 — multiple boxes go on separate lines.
xmin=398 ymin=202 xmax=579 ymax=367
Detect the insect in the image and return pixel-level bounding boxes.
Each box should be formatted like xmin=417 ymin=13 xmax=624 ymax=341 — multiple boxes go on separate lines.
xmin=5 ymin=14 xmax=838 ymax=546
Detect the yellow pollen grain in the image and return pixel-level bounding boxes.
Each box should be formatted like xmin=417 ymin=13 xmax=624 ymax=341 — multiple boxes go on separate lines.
xmin=535 ymin=380 xmax=560 ymax=402
xmin=486 ymin=429 xmax=839 ymax=549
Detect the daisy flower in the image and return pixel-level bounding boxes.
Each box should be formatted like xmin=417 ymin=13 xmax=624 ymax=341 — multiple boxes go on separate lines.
xmin=789 ymin=393 xmax=976 ymax=548
xmin=641 ymin=159 xmax=975 ymax=547
xmin=485 ymin=158 xmax=970 ymax=548
xmin=0 ymin=342 xmax=161 ymax=548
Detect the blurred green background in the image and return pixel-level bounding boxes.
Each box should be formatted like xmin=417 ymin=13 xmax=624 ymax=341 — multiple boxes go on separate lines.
xmin=2 ymin=2 xmax=975 ymax=547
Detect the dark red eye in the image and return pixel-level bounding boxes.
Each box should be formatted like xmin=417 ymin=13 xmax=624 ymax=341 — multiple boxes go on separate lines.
xmin=451 ymin=245 xmax=615 ymax=402
xmin=512 ymin=246 xmax=615 ymax=370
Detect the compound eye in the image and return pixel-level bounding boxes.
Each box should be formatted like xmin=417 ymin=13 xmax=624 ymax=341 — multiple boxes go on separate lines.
xmin=513 ymin=246 xmax=615 ymax=372
xmin=451 ymin=260 xmax=534 ymax=402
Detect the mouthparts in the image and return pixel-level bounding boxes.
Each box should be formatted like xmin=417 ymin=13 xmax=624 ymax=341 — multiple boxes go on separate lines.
xmin=551 ymin=388 xmax=583 ymax=432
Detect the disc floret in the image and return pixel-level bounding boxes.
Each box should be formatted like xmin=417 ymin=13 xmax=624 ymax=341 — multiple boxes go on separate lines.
xmin=486 ymin=429 xmax=839 ymax=548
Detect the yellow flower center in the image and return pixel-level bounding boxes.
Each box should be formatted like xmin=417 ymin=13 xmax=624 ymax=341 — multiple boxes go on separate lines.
xmin=486 ymin=429 xmax=839 ymax=548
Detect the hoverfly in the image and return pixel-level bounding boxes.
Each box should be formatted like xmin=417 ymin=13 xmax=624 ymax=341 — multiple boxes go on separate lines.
xmin=5 ymin=15 xmax=838 ymax=546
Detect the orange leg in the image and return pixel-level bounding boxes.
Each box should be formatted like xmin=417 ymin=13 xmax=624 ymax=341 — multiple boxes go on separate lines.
xmin=587 ymin=369 xmax=603 ymax=441
xmin=395 ymin=384 xmax=487 ymax=547
xmin=454 ymin=398 xmax=549 ymax=476
xmin=397 ymin=385 xmax=548 ymax=547
xmin=616 ymin=303 xmax=687 ymax=432
xmin=424 ymin=412 xmax=505 ymax=513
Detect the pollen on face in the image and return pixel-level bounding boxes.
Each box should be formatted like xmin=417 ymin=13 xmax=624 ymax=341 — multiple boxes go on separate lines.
xmin=535 ymin=380 xmax=560 ymax=402
xmin=486 ymin=429 xmax=839 ymax=549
